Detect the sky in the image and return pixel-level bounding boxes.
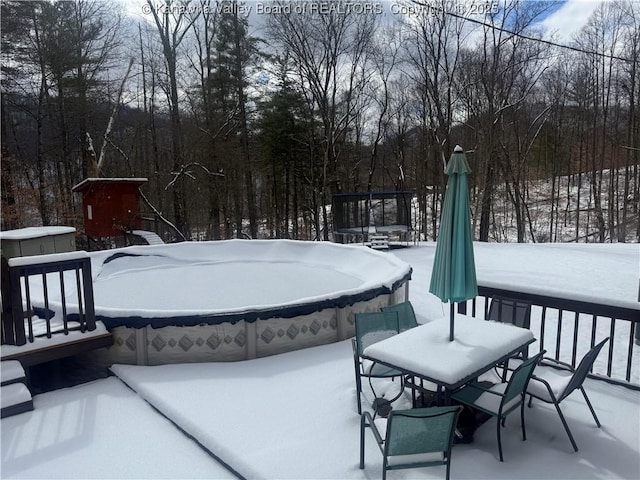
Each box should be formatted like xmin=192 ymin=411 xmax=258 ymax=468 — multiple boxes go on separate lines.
xmin=1 ymin=240 xmax=638 ymax=479
xmin=537 ymin=0 xmax=605 ymax=42
xmin=127 ymin=0 xmax=606 ymax=43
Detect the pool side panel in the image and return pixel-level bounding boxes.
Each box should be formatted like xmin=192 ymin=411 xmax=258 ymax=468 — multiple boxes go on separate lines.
xmin=93 ymin=279 xmax=408 ymax=365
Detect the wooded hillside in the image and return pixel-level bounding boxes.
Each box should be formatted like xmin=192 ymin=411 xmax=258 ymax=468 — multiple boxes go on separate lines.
xmin=2 ymin=0 xmax=638 ymax=243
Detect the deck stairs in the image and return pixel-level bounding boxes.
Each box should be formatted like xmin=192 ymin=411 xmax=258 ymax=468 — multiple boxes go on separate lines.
xmin=1 ymin=360 xmax=33 ymax=418
xmin=369 ymin=235 xmax=390 ymax=250
xmin=131 ymin=230 xmax=165 ymax=245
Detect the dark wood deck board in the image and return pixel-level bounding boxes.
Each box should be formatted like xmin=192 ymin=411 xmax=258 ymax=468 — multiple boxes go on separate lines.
xmin=1 ymin=332 xmax=113 ymax=367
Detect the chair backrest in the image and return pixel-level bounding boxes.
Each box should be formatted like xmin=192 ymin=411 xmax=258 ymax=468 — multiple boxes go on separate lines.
xmin=487 ymin=296 xmax=532 ymax=329
xmin=385 ymin=406 xmax=461 ymax=459
xmin=502 ymin=351 xmax=545 ymax=408
xmin=354 ymin=311 xmax=400 ymax=355
xmin=382 ymin=301 xmax=419 ymax=332
xmin=560 ymin=337 xmax=609 ymax=401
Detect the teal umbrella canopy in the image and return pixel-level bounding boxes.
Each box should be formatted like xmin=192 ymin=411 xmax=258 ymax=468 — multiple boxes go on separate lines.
xmin=429 ymin=145 xmax=478 ymax=340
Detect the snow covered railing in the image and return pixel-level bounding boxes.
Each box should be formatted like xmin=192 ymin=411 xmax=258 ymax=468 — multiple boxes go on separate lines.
xmin=465 ymin=285 xmax=639 ymax=391
xmin=2 ymin=252 xmax=97 ymax=346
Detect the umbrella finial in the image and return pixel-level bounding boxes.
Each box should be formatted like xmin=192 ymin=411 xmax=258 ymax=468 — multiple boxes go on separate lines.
xmin=454 ymin=145 xmax=463 ymax=153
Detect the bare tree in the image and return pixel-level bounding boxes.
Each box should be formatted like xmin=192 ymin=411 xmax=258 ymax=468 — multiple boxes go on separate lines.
xmin=457 ymin=0 xmax=557 ymax=242
xmin=574 ymin=1 xmax=628 ymax=242
xmin=618 ymin=0 xmax=640 ymax=242
xmin=146 ymin=0 xmax=200 ymax=240
xmin=403 ymin=0 xmax=468 ymax=239
xmin=267 ymin=1 xmax=378 ymax=240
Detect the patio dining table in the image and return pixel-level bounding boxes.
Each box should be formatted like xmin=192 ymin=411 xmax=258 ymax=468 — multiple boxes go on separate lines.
xmin=362 ymin=314 xmax=536 ymax=404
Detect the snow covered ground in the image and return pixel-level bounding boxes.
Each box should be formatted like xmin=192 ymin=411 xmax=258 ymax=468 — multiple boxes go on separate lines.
xmin=1 ymin=241 xmax=638 ymax=479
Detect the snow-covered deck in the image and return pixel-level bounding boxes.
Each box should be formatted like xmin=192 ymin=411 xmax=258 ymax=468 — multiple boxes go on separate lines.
xmin=1 ymin=241 xmax=637 ymax=479
xmin=1 ymin=339 xmax=638 ymax=479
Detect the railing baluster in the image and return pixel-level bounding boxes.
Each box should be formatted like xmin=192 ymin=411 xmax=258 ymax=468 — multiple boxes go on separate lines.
xmin=590 ymin=314 xmax=597 ymax=373
xmin=572 ymin=311 xmax=579 ymax=367
xmin=607 ymin=318 xmax=615 ymax=377
xmin=24 ymin=274 xmax=34 ymax=342
xmin=76 ymin=266 xmax=86 ymax=332
xmin=627 ymin=322 xmax=635 ymax=383
xmin=555 ymin=309 xmax=563 ymax=361
xmin=59 ymin=267 xmax=68 ymax=334
xmin=42 ymin=268 xmax=51 ymax=338
xmin=483 ymin=296 xmax=490 ymax=319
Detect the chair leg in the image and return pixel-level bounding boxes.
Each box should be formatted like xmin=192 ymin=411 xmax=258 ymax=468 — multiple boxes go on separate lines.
xmin=501 ymin=359 xmax=509 ymax=382
xmin=553 ymin=402 xmax=579 ymax=452
xmin=497 ymin=417 xmax=504 ymax=462
xmin=580 ymin=387 xmax=601 ymax=427
xmin=355 ymin=371 xmax=363 ymax=415
xmin=520 ymin=403 xmax=527 ymax=441
xmin=359 ymin=414 xmax=366 ymax=469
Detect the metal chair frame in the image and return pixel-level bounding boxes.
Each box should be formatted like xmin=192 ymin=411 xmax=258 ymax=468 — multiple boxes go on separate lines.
xmin=487 ymin=295 xmax=533 ymax=380
xmin=352 ymin=311 xmax=406 ymax=415
xmin=360 ymin=405 xmax=462 ymax=480
xmin=526 ymin=337 xmax=609 ymax=452
xmin=450 ymin=351 xmax=545 ymax=462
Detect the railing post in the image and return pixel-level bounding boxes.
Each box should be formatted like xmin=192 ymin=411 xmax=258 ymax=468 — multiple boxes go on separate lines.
xmin=3 ymin=257 xmax=26 ymax=346
xmin=1 ymin=256 xmax=16 ymax=345
xmin=81 ymin=257 xmax=97 ymax=331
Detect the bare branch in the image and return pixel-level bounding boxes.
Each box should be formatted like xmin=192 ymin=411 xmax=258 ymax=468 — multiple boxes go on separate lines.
xmin=97 ymin=57 xmax=135 ymax=173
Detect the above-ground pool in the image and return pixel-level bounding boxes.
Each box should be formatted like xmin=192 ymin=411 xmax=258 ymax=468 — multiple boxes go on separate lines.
xmin=85 ymin=240 xmax=412 ymax=365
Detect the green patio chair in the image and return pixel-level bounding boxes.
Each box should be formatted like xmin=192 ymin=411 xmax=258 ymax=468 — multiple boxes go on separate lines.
xmin=487 ymin=295 xmax=532 ymax=330
xmin=360 ymin=405 xmax=462 ymax=480
xmin=382 ymin=301 xmax=419 ymax=331
xmin=526 ymin=337 xmax=609 ymax=452
xmin=487 ymin=295 xmax=533 ymax=379
xmin=382 ymin=301 xmax=428 ymax=405
xmin=353 ymin=311 xmax=405 ymax=415
xmin=450 ymin=350 xmax=545 ymax=462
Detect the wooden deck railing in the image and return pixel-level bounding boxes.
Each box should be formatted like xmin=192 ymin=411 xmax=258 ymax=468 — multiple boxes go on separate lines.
xmin=461 ymin=285 xmax=640 ymax=391
xmin=2 ymin=252 xmax=97 ymax=346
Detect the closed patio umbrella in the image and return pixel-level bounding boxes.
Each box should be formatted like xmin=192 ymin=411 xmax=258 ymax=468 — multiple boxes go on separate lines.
xmin=429 ymin=145 xmax=478 ymax=341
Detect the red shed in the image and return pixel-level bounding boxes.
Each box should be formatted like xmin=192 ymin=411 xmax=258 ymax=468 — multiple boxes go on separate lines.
xmin=72 ymin=178 xmax=147 ymax=238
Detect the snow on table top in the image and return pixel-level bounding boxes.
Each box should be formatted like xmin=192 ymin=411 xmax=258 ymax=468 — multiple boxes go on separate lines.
xmin=363 ymin=315 xmax=535 ymax=386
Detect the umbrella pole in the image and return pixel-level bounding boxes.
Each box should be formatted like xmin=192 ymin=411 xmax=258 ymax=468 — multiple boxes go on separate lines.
xmin=449 ymin=303 xmax=455 ymax=341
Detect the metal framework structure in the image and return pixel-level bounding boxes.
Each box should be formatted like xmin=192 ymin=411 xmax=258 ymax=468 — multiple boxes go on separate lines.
xmin=332 ymin=191 xmax=414 ymax=244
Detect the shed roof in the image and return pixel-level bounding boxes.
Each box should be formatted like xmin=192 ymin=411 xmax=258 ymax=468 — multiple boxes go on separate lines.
xmin=72 ymin=178 xmax=148 ymax=193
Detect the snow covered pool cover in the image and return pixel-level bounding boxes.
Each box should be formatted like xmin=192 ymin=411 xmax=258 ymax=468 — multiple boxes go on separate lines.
xmin=88 ymin=240 xmax=412 ymax=329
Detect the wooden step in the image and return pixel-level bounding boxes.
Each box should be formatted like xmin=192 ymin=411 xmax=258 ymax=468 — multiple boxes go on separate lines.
xmin=1 ymin=382 xmax=33 ymax=418
xmin=1 ymin=360 xmax=27 ymax=386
